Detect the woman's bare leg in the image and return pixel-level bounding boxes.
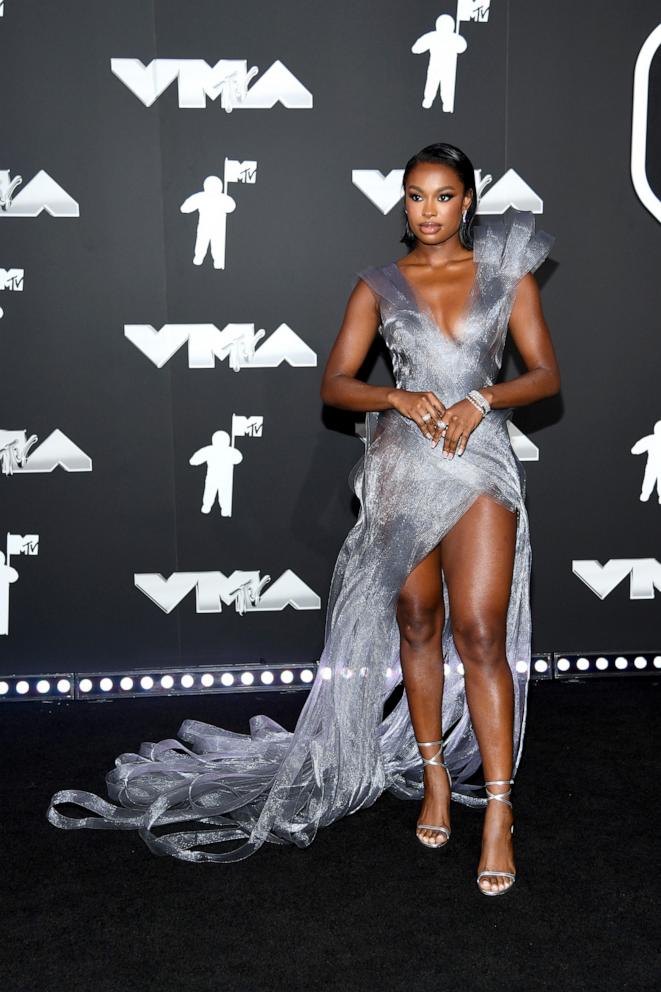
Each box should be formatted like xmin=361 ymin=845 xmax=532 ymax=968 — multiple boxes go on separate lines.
xmin=440 ymin=495 xmax=518 ymax=893
xmin=396 ymin=543 xmax=449 ymax=846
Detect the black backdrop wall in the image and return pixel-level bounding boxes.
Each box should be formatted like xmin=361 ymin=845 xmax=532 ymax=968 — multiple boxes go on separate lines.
xmin=1 ymin=1 xmax=660 ymax=677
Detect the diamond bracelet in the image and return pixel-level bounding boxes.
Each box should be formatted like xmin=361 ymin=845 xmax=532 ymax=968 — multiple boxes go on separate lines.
xmin=466 ymin=389 xmax=491 ymax=417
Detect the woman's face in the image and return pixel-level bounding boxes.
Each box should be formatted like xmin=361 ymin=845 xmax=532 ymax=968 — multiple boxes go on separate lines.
xmin=404 ymin=162 xmax=473 ymax=247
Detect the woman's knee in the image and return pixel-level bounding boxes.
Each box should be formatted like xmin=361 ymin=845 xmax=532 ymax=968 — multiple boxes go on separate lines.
xmin=452 ymin=615 xmax=506 ymax=668
xmin=396 ymin=596 xmax=443 ymax=648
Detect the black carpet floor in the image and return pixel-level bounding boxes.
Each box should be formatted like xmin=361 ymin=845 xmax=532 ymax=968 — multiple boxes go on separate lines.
xmin=2 ymin=679 xmax=659 ymax=992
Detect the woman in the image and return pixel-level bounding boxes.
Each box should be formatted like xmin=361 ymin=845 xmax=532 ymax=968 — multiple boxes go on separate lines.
xmin=48 ymin=143 xmax=559 ymax=896
xmin=320 ymin=143 xmax=559 ymax=894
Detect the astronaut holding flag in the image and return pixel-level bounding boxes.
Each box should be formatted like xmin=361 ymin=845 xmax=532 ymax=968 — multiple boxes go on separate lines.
xmin=1 ymin=533 xmax=38 ymax=636
xmin=180 ymin=159 xmax=257 ymax=271
xmin=189 ymin=416 xmax=263 ymax=517
xmin=412 ymin=2 xmax=490 ymax=112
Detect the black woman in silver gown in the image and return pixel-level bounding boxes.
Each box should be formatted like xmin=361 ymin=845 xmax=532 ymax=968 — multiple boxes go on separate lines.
xmin=48 ymin=166 xmax=555 ymax=882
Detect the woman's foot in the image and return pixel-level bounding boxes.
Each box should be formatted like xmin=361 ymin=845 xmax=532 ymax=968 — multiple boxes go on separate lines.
xmin=476 ymin=781 xmax=516 ymax=895
xmin=416 ymin=741 xmax=452 ymax=848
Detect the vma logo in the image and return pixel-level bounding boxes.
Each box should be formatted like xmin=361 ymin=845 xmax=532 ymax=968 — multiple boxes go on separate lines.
xmin=111 ymin=58 xmax=313 ymax=113
xmin=0 ymin=170 xmax=79 ymax=218
xmin=190 ymin=415 xmax=263 ymax=517
xmin=135 ymin=569 xmax=321 ymax=615
xmin=352 ymin=167 xmax=543 ymax=215
xmin=125 ymin=322 xmax=317 ymax=371
xmin=0 ymin=429 xmax=92 ymax=475
xmin=573 ymin=559 xmax=661 ymax=600
xmin=1 ymin=532 xmax=39 ymax=636
xmin=0 ymin=268 xmax=24 ymax=291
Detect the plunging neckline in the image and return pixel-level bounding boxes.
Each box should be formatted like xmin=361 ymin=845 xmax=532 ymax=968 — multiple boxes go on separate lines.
xmin=388 ymin=258 xmax=479 ymax=345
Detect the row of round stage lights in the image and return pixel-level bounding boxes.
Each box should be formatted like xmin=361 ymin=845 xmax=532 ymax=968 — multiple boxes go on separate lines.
xmin=1 ymin=653 xmax=661 ymax=700
xmin=0 ymin=659 xmax=549 ymax=699
xmin=554 ymin=653 xmax=661 ymax=676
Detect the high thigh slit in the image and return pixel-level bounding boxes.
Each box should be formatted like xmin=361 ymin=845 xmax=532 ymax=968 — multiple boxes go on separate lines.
xmin=47 ymin=209 xmax=555 ymax=863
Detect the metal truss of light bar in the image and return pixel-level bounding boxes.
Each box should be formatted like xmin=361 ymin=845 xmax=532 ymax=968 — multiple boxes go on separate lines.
xmin=553 ymin=652 xmax=661 ymax=679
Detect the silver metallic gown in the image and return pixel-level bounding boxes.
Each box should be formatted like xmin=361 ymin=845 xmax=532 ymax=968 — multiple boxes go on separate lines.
xmin=48 ymin=208 xmax=554 ymax=862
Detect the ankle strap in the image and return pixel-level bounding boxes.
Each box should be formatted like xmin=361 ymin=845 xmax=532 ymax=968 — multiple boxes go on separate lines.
xmin=417 ymin=741 xmax=448 ymax=768
xmin=484 ymin=779 xmax=514 ymax=808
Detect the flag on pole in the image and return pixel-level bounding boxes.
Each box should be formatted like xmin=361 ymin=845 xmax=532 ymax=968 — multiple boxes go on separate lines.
xmin=231 ymin=415 xmax=263 ymax=438
xmin=456 ymin=0 xmax=491 ymax=24
xmin=6 ymin=533 xmax=39 ymax=558
xmin=223 ymin=159 xmax=257 ymax=186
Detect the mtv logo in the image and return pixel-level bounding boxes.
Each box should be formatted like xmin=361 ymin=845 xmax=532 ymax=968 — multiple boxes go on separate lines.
xmin=232 ymin=415 xmax=263 ymax=438
xmin=0 ymin=170 xmax=79 ymax=218
xmin=6 ymin=533 xmax=39 ymax=557
xmin=135 ymin=568 xmax=321 ymax=614
xmin=224 ymin=159 xmax=257 ymax=184
xmin=457 ymin=0 xmax=491 ymax=22
xmin=125 ymin=322 xmax=317 ymax=370
xmin=572 ymin=558 xmax=661 ymax=599
xmin=0 ymin=268 xmax=24 ymax=291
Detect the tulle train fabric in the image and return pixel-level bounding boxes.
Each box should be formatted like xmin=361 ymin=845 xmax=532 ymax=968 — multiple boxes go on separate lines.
xmin=48 ymin=209 xmax=555 ymax=862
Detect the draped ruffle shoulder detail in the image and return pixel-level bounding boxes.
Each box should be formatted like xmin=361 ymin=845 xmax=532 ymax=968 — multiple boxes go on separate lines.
xmin=357 ymin=265 xmax=408 ymax=307
xmin=472 ymin=208 xmax=555 ymax=284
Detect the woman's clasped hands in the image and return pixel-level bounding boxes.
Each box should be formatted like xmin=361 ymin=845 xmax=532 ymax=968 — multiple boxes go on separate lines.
xmin=388 ymin=388 xmax=484 ymax=459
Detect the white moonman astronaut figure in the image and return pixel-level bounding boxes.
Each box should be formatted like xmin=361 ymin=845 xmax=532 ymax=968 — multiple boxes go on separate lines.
xmin=631 ymin=420 xmax=661 ymax=504
xmin=180 ymin=176 xmax=236 ymax=270
xmin=412 ymin=14 xmax=468 ymax=112
xmin=0 ymin=551 xmax=19 ymax=636
xmin=189 ymin=430 xmax=243 ymax=516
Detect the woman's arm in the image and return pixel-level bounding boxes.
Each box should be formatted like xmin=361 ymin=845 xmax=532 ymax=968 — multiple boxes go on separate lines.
xmin=320 ymin=280 xmax=397 ymax=412
xmin=477 ymin=273 xmax=561 ymax=410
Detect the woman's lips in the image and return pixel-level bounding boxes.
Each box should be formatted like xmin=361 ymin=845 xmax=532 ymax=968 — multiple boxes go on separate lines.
xmin=419 ymin=223 xmax=440 ymax=232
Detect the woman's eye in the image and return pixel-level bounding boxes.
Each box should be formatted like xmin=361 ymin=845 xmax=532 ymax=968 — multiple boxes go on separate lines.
xmin=409 ymin=193 xmax=422 ymax=201
xmin=439 ymin=194 xmax=452 ymax=202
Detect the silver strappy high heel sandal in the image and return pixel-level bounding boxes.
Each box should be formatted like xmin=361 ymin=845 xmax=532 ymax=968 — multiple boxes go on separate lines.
xmin=476 ymin=779 xmax=516 ymax=896
xmin=415 ymin=738 xmax=452 ymax=849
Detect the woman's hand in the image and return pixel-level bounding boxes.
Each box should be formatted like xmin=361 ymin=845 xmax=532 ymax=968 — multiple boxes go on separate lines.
xmin=433 ymin=398 xmax=484 ymax=457
xmin=389 ymin=389 xmax=447 ymax=440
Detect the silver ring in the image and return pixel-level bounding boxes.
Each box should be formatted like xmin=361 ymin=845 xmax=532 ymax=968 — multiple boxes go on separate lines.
xmin=437 ymin=420 xmax=448 ymax=430
xmin=422 ymin=412 xmax=431 ymax=423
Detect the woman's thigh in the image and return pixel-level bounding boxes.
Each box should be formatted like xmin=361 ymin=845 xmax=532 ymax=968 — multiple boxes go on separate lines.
xmin=441 ymin=495 xmax=517 ymax=646
xmin=396 ymin=541 xmax=444 ymax=632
